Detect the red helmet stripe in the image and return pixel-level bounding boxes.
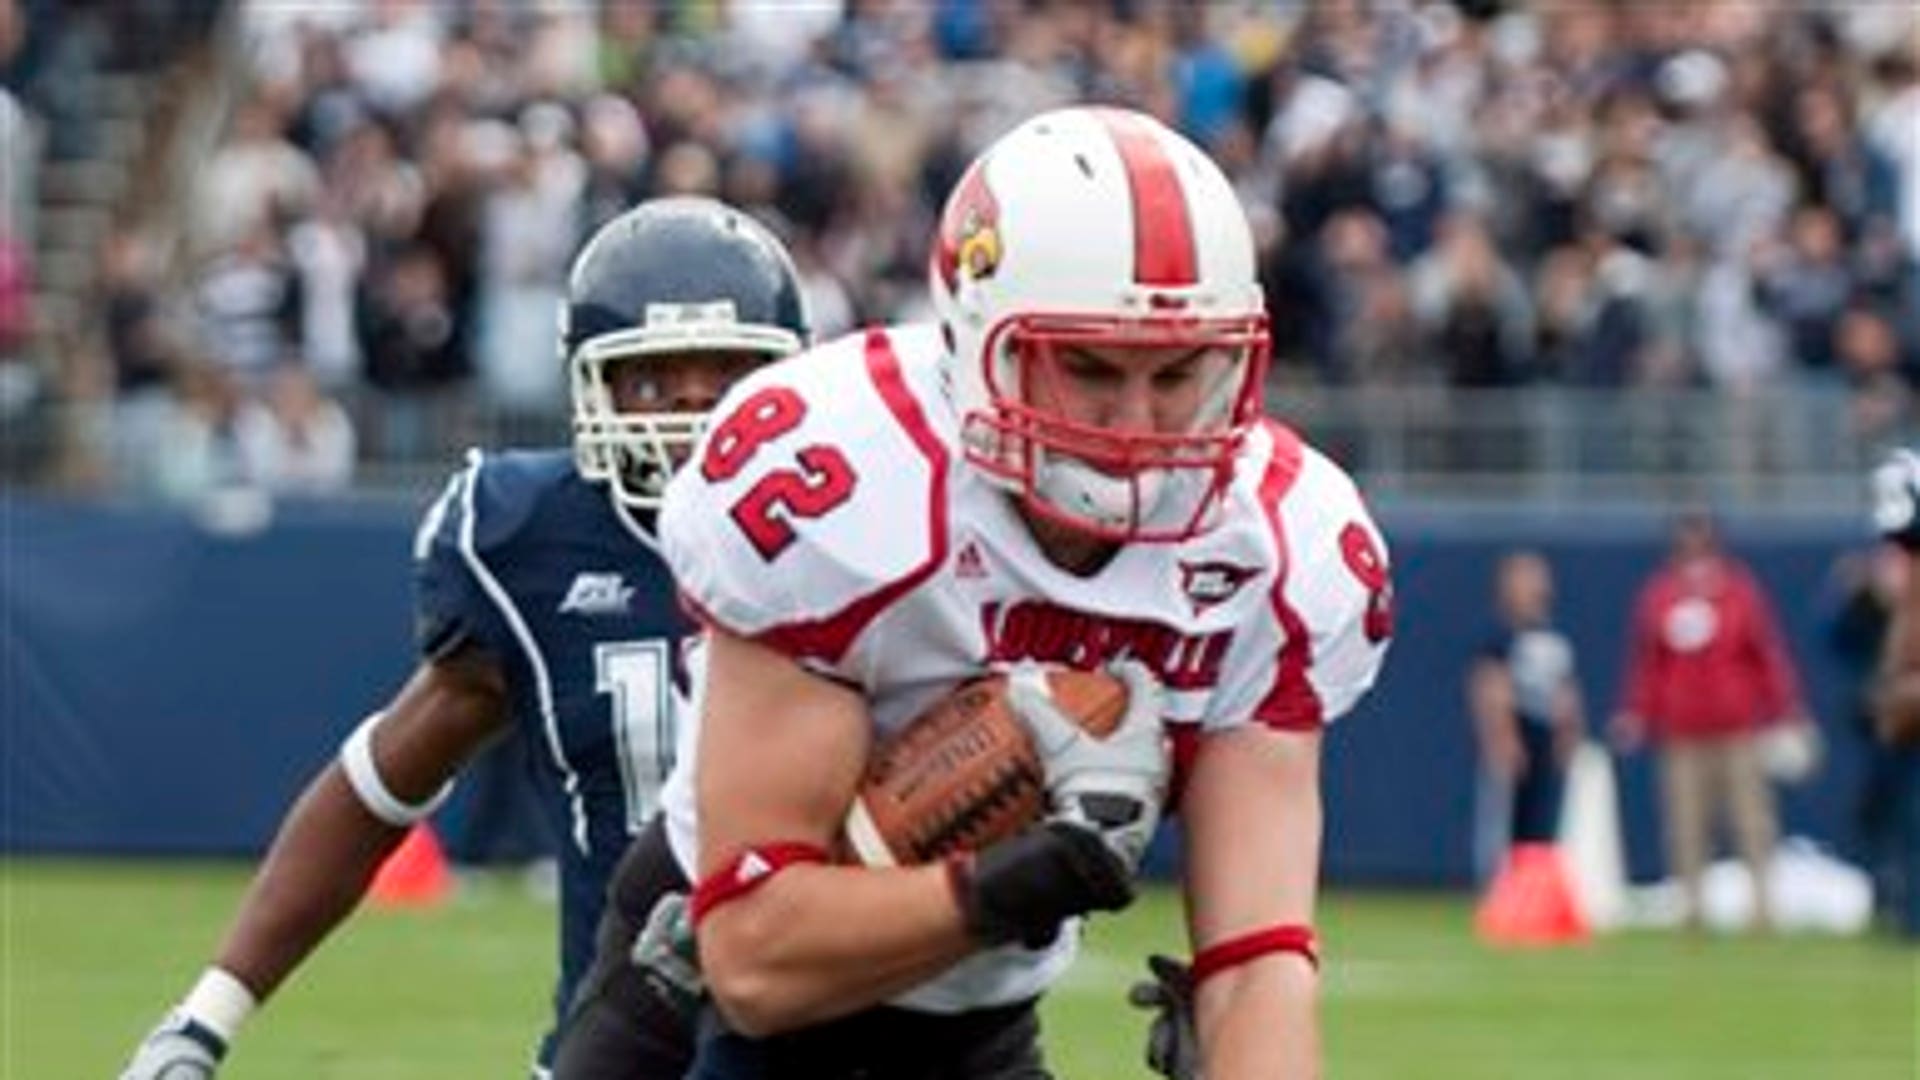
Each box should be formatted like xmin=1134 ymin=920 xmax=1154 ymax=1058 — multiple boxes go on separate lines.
xmin=1093 ymin=108 xmax=1198 ymax=287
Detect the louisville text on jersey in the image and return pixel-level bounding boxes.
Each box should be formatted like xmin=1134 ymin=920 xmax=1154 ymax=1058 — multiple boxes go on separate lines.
xmin=980 ymin=599 xmax=1232 ymax=692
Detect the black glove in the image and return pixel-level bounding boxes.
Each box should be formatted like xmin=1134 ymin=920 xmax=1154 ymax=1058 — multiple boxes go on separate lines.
xmin=629 ymin=891 xmax=704 ymax=1021
xmin=1872 ymin=449 xmax=1920 ymax=550
xmin=953 ymin=820 xmax=1134 ymax=948
xmin=1128 ymin=954 xmax=1201 ymax=1080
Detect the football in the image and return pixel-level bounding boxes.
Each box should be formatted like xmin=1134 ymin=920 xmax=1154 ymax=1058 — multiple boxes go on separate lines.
xmin=841 ymin=668 xmax=1128 ymax=867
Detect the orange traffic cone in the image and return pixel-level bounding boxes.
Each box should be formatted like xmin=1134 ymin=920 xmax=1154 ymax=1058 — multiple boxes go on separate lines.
xmin=1476 ymin=842 xmax=1590 ymax=946
xmin=368 ymin=824 xmax=452 ymax=909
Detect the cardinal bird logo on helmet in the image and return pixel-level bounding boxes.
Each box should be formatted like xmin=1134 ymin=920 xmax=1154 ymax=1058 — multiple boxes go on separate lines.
xmin=935 ymin=160 xmax=1002 ymax=291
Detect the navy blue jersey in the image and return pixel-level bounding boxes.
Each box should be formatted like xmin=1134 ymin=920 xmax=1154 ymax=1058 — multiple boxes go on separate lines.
xmin=1476 ymin=624 xmax=1576 ymax=729
xmin=414 ymin=448 xmax=690 ymax=1067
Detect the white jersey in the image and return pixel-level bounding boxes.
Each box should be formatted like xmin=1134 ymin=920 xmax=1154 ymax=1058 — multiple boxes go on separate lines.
xmin=658 ymin=324 xmax=1392 ymax=1012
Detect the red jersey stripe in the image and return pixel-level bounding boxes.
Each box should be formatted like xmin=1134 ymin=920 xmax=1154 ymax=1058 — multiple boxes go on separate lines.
xmin=1251 ymin=421 xmax=1322 ymax=730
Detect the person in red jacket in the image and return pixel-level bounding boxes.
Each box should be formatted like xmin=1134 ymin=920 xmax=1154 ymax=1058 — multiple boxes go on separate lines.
xmin=1610 ymin=511 xmax=1812 ymax=931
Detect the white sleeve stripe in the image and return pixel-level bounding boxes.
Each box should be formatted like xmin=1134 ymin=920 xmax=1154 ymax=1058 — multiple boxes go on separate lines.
xmin=455 ymin=453 xmax=593 ymax=855
xmin=412 ymin=454 xmax=478 ymax=561
xmin=339 ymin=713 xmax=454 ymax=827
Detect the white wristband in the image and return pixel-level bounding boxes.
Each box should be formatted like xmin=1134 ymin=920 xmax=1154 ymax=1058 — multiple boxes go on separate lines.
xmin=339 ymin=713 xmax=454 ymax=827
xmin=181 ymin=966 xmax=258 ymax=1042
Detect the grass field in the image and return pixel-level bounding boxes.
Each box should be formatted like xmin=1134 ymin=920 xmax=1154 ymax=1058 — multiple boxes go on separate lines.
xmin=7 ymin=859 xmax=1915 ymax=1077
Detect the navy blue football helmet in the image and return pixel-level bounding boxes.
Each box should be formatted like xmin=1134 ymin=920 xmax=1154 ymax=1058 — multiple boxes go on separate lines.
xmin=564 ymin=197 xmax=809 ymax=509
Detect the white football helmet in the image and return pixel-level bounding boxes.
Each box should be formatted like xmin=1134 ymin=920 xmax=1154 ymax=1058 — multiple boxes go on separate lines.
xmin=929 ymin=106 xmax=1269 ymax=542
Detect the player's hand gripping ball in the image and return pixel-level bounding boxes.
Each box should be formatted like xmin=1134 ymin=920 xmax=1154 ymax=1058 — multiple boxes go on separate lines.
xmin=842 ymin=668 xmax=1128 ymax=867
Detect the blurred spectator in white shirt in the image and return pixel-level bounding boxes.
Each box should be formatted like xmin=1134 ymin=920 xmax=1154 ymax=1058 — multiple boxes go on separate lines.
xmin=477 ymin=106 xmax=583 ymax=416
xmin=195 ymin=224 xmax=304 ymax=389
xmin=193 ymin=99 xmax=319 ymax=255
xmin=285 ymin=193 xmax=366 ymax=391
xmin=152 ymin=362 xmax=246 ymax=504
xmin=1863 ymin=52 xmax=1920 ymax=265
xmin=577 ymin=93 xmax=648 ymax=236
xmin=235 ymin=362 xmax=356 ymax=495
xmin=725 ymin=0 xmax=843 ymax=82
xmin=344 ymin=0 xmax=441 ymax=117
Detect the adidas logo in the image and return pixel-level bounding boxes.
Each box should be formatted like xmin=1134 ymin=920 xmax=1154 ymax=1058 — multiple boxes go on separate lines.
xmin=736 ymin=851 xmax=772 ymax=884
xmin=955 ymin=541 xmax=988 ymax=581
xmin=559 ymin=573 xmax=634 ymax=616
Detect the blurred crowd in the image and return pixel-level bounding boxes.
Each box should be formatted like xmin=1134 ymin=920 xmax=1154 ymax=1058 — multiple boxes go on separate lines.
xmin=6 ymin=0 xmax=1920 ymax=503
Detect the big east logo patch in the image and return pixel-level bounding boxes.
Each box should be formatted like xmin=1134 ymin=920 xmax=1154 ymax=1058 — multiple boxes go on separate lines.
xmin=1179 ymin=560 xmax=1259 ymax=614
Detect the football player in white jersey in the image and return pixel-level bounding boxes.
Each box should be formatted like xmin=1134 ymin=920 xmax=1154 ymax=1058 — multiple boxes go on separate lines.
xmin=555 ymin=106 xmax=1393 ymax=1080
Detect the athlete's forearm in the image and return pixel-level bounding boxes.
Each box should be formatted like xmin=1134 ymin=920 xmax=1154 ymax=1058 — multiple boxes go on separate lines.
xmin=1183 ymin=727 xmax=1325 ymax=1079
xmin=212 ymin=767 xmax=408 ymax=1000
xmin=1197 ymin=959 xmax=1319 ymax=1079
xmin=213 ymin=652 xmax=507 ymax=997
xmin=697 ymin=860 xmax=975 ymax=1036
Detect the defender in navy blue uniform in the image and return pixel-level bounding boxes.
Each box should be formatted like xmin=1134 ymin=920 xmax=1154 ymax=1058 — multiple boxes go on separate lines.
xmin=120 ymin=197 xmax=809 ymax=1080
xmin=413 ymin=444 xmax=691 ymax=1048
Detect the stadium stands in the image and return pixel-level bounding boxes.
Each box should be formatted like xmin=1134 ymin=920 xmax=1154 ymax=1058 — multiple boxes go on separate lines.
xmin=5 ymin=0 xmax=1916 ymax=510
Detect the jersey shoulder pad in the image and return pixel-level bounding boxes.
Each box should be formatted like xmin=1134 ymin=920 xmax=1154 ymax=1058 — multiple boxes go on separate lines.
xmin=1246 ymin=422 xmax=1378 ymax=554
xmin=415 ymin=448 xmax=577 ymax=558
xmin=411 ymin=448 xmax=576 ymax=659
xmin=1224 ymin=422 xmax=1392 ymax=728
xmin=459 ymin=448 xmax=579 ymax=552
xmin=660 ymin=327 xmax=952 ymax=653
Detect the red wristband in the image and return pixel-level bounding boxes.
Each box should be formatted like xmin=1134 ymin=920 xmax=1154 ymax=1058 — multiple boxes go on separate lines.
xmin=1190 ymin=924 xmax=1319 ymax=986
xmin=689 ymin=842 xmax=830 ymax=925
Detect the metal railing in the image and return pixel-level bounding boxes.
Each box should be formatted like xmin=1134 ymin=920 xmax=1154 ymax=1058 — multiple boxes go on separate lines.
xmin=1 ymin=381 xmax=1884 ymax=515
xmin=1267 ymin=382 xmax=1878 ymax=513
